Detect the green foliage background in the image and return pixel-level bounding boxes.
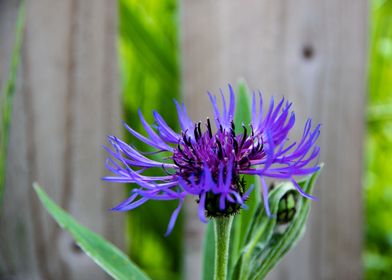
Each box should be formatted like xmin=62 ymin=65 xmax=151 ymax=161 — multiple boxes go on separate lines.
xmin=365 ymin=0 xmax=392 ymax=278
xmin=118 ymin=1 xmax=182 ymax=279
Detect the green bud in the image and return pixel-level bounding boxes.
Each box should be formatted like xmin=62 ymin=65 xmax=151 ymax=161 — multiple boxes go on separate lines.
xmin=277 ymin=190 xmax=297 ymax=225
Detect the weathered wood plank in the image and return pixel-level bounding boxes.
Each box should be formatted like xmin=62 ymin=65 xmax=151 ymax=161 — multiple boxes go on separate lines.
xmin=0 ymin=1 xmax=19 ymax=87
xmin=0 ymin=1 xmax=122 ymax=279
xmin=181 ymin=0 xmax=367 ymax=279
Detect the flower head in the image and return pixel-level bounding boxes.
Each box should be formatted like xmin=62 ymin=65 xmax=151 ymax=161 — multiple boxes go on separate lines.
xmin=103 ymin=85 xmax=320 ymax=235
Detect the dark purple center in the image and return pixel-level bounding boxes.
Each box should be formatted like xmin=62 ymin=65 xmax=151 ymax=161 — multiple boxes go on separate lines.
xmin=172 ymin=119 xmax=265 ymax=216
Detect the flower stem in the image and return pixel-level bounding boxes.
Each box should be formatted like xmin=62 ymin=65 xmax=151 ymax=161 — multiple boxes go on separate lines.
xmin=213 ymin=216 xmax=234 ymax=280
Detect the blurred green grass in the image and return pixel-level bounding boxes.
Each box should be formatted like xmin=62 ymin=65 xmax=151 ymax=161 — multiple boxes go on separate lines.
xmin=118 ymin=1 xmax=182 ymax=279
xmin=365 ymin=0 xmax=392 ymax=279
xmin=0 ymin=1 xmax=25 ymax=209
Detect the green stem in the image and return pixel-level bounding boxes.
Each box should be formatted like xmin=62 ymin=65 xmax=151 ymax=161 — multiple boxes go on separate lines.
xmin=214 ymin=216 xmax=234 ymax=280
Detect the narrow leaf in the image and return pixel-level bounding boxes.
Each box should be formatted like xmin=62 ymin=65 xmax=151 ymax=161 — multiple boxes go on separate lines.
xmin=229 ymin=80 xmax=261 ymax=272
xmin=232 ymin=165 xmax=323 ymax=280
xmin=234 ymin=79 xmax=252 ymax=131
xmin=202 ymin=221 xmax=216 ymax=280
xmin=0 ymin=0 xmax=25 ymax=208
xmin=232 ymin=183 xmax=294 ymax=280
xmin=33 ymin=183 xmax=151 ymax=280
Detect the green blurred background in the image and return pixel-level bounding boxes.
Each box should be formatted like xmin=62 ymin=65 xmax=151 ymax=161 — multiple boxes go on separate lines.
xmin=365 ymin=0 xmax=392 ymax=279
xmin=118 ymin=1 xmax=181 ymax=279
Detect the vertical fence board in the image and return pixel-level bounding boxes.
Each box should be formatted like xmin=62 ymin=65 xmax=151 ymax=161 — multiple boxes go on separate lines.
xmin=181 ymin=0 xmax=367 ymax=279
xmin=0 ymin=1 xmax=122 ymax=279
xmin=0 ymin=1 xmax=19 ymax=87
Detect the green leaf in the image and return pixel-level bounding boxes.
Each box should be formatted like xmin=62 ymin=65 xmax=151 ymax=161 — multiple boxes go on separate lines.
xmin=33 ymin=183 xmax=151 ymax=280
xmin=232 ymin=165 xmax=323 ymax=280
xmin=202 ymin=221 xmax=215 ymax=280
xmin=234 ymin=79 xmax=252 ymax=131
xmin=229 ymin=80 xmax=261 ymax=273
xmin=0 ymin=0 xmax=25 ymax=208
xmin=231 ymin=183 xmax=292 ymax=280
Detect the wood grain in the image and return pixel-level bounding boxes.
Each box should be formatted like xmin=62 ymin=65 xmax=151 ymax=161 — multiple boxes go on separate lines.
xmin=181 ymin=0 xmax=367 ymax=279
xmin=0 ymin=1 xmax=123 ymax=279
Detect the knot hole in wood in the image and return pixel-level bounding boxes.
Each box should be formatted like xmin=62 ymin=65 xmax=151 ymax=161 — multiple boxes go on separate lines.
xmin=302 ymin=44 xmax=315 ymax=60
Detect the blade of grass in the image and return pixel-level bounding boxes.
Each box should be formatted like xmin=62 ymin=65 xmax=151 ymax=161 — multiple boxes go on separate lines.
xmin=231 ymin=166 xmax=322 ymax=280
xmin=0 ymin=0 xmax=25 ymax=208
xmin=33 ymin=183 xmax=151 ymax=280
xmin=202 ymin=221 xmax=215 ymax=280
xmin=229 ymin=80 xmax=261 ymax=274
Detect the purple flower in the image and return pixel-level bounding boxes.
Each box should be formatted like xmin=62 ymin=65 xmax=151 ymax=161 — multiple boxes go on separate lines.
xmin=103 ymin=85 xmax=320 ymax=235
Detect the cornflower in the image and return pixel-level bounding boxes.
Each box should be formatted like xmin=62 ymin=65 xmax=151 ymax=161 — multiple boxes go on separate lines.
xmin=103 ymin=85 xmax=320 ymax=235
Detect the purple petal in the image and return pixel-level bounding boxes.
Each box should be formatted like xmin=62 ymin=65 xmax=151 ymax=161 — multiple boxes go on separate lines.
xmin=137 ymin=110 xmax=173 ymax=151
xmin=165 ymin=199 xmax=184 ymax=236
xmin=260 ymin=176 xmax=272 ymax=217
xmin=219 ymin=194 xmax=226 ymax=210
xmin=291 ymin=177 xmax=318 ymax=200
xmin=174 ymin=100 xmax=193 ymax=136
xmin=198 ymin=192 xmax=208 ymax=223
xmin=153 ymin=111 xmax=180 ymax=143
xmin=228 ymin=84 xmax=236 ymax=123
xmin=208 ymin=92 xmax=221 ymax=128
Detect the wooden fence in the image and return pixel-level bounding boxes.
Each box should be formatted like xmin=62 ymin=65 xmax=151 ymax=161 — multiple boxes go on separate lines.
xmin=0 ymin=0 xmax=366 ymax=279
xmin=0 ymin=1 xmax=122 ymax=279
xmin=181 ymin=1 xmax=367 ymax=279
